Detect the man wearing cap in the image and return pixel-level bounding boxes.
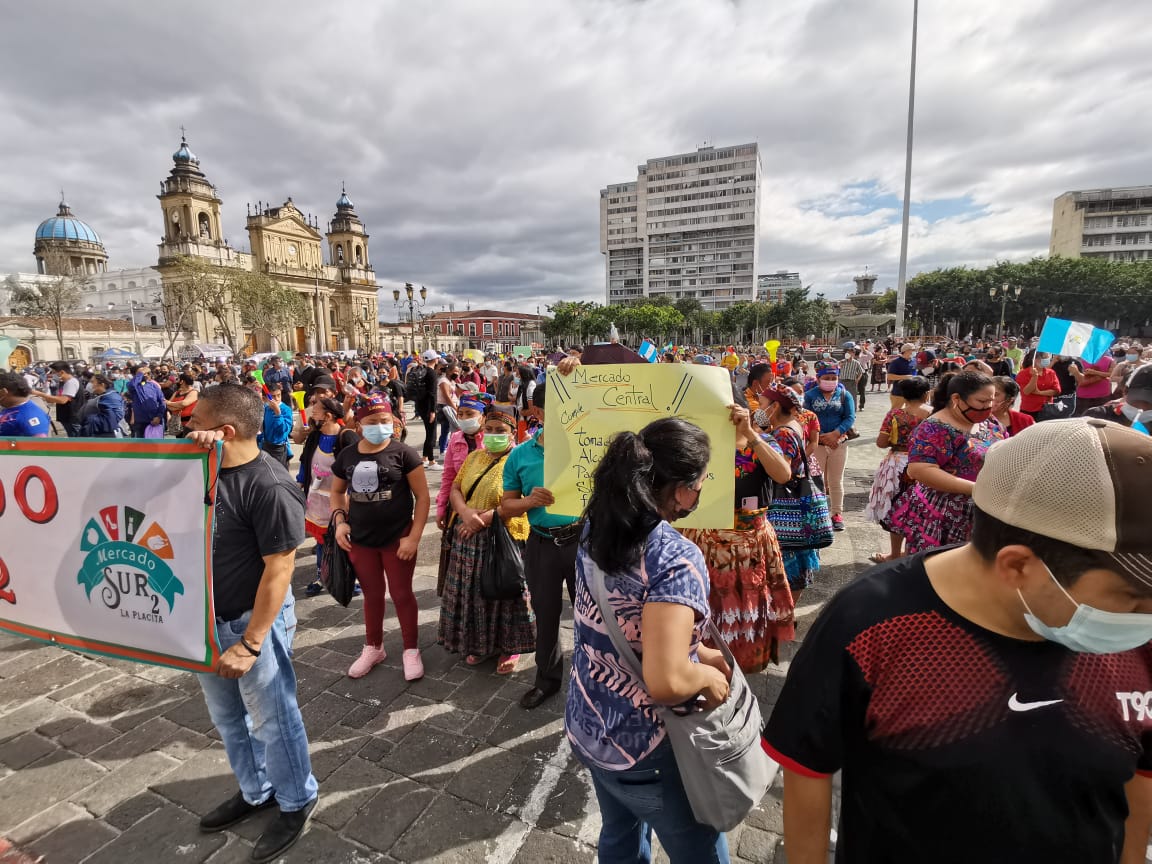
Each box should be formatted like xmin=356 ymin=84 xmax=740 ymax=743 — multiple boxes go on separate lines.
xmin=765 ymin=419 xmax=1152 ymax=864
xmin=1004 ymin=336 xmax=1024 ymax=371
xmin=1086 ymin=365 xmax=1152 ymax=431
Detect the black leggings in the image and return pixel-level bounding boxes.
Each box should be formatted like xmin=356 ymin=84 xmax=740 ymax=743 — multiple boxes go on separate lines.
xmin=416 ymin=403 xmax=436 ymax=460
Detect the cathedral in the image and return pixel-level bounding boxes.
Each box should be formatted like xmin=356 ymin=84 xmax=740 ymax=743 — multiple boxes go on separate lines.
xmin=17 ymin=135 xmax=381 ymax=356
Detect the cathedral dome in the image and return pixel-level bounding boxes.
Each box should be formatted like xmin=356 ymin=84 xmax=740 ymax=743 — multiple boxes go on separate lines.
xmin=336 ymin=185 xmax=353 ymax=210
xmin=173 ymin=135 xmax=198 ymax=164
xmin=35 ymin=200 xmax=101 ymax=244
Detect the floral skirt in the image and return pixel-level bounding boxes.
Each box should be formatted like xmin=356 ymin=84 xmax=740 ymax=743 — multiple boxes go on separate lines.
xmin=887 ymin=483 xmax=974 ymax=554
xmin=682 ymin=514 xmax=794 ymax=673
xmin=864 ymin=451 xmax=909 ymax=525
xmin=871 ymin=364 xmax=888 ymax=385
xmin=438 ymin=522 xmax=536 ymax=657
xmin=782 ymin=549 xmax=820 ymax=593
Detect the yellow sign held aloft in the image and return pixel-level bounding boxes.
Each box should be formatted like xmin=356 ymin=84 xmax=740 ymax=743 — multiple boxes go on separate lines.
xmin=764 ymin=340 xmax=780 ymax=364
xmin=543 ymin=364 xmax=736 ymax=529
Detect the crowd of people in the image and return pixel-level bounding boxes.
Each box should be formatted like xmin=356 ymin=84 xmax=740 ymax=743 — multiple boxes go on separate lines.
xmin=2 ymin=330 xmax=1151 ymax=864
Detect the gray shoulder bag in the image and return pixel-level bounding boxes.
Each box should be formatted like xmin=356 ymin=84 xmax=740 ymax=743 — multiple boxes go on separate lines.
xmin=585 ymin=557 xmax=777 ymax=832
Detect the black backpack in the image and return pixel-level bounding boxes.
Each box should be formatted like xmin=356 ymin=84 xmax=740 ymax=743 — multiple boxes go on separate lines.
xmin=404 ymin=364 xmax=431 ymax=403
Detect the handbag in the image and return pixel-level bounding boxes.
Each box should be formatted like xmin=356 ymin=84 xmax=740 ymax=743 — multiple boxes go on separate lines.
xmin=480 ymin=514 xmax=526 ymax=601
xmin=586 ymin=559 xmax=776 ymax=832
xmin=320 ymin=516 xmax=358 ymax=607
xmin=768 ymin=428 xmax=833 ymax=550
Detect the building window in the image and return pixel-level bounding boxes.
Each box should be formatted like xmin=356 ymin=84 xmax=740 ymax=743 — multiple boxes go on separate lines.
xmin=149 ymin=315 xmax=158 ymax=326
xmin=198 ymin=212 xmax=211 ymax=238
xmin=336 ymin=244 xmax=344 ymax=264
xmin=468 ymin=323 xmax=476 ymax=337
xmin=355 ymin=245 xmax=363 ymax=265
xmin=483 ymin=322 xmax=493 ymax=335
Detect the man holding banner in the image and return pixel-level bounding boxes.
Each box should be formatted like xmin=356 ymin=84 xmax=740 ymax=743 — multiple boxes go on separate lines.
xmin=187 ymin=384 xmax=318 ymax=862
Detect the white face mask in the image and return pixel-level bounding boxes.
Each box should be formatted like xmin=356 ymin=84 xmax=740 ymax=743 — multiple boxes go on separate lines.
xmin=1120 ymin=403 xmax=1152 ymax=426
xmin=458 ymin=417 xmax=482 ymax=434
xmin=1020 ymin=563 xmax=1152 ymax=654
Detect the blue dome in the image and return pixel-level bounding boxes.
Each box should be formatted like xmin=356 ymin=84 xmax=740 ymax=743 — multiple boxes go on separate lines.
xmin=173 ymin=137 xmax=197 ymax=163
xmin=35 ymin=202 xmax=101 ymax=244
xmin=336 ymin=184 xmax=353 ymax=209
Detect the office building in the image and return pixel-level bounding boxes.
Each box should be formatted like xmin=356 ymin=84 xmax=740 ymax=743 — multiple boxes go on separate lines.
xmin=1051 ymin=187 xmax=1152 ymax=262
xmin=600 ymin=143 xmax=760 ymax=310
xmin=757 ymin=271 xmax=801 ymax=304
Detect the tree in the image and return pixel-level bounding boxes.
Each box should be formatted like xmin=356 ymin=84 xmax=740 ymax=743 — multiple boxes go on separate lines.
xmin=9 ymin=250 xmax=88 ymax=358
xmin=161 ymin=256 xmax=217 ymax=360
xmin=871 ymin=289 xmax=897 ymax=314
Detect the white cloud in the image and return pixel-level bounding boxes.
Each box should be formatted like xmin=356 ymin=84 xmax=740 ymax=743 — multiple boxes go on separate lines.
xmin=1 ymin=0 xmax=1150 ymax=307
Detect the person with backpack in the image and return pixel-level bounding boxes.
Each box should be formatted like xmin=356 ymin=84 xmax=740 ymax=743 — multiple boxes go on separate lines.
xmin=405 ymin=353 xmax=439 ymax=469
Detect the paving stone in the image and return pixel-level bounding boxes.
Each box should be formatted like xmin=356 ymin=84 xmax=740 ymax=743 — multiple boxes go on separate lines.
xmin=366 ymin=693 xmax=439 ymax=743
xmin=535 ymin=769 xmax=592 ymax=836
xmin=0 ymin=750 xmax=107 ymax=830
xmin=4 ymin=802 xmax=90 ymax=846
xmin=149 ymin=744 xmax=235 ymax=816
xmin=83 ymin=805 xmax=226 ymax=864
xmin=271 ymin=823 xmax=382 ymax=863
xmin=299 ymin=690 xmax=361 ymax=736
xmin=381 ymin=725 xmax=479 ymax=787
xmin=295 ymin=663 xmax=347 ymax=705
xmin=313 ymin=756 xmax=398 ymax=829
xmin=356 ymin=735 xmax=395 ymax=763
xmin=0 ymin=653 xmax=103 ymax=711
xmin=446 ymin=745 xmax=530 ymax=810
xmin=388 ymin=791 xmax=513 ymax=862
xmin=74 ymin=750 xmax=182 ymax=815
xmin=60 ymin=675 xmax=182 ymax=729
xmin=44 ymin=667 xmax=122 ymax=704
xmin=26 ymin=816 xmax=118 ymax=862
xmin=0 ymin=643 xmax=54 ymax=680
xmin=311 ymin=728 xmax=372 ymax=783
xmin=0 ymin=698 xmax=78 ymax=745
xmin=89 ymin=716 xmax=178 ymax=765
xmin=202 ymin=834 xmax=254 ymax=864
xmin=510 ymin=829 xmax=596 ymax=864
xmin=33 ymin=714 xmax=84 ymax=740
xmin=745 ymin=786 xmax=785 ymax=835
xmin=738 ymin=825 xmax=779 ymax=863
xmin=479 ymin=696 xmax=513 ymax=718
xmin=56 ymin=719 xmax=121 ymax=755
xmin=462 ymin=713 xmax=500 ymax=740
xmin=0 ymin=731 xmax=56 ymax=770
xmin=403 ymin=674 xmax=457 ymax=702
xmin=342 ymin=777 xmax=437 ymax=854
xmin=334 ymin=665 xmax=409 ymax=712
xmin=162 ymin=693 xmax=217 ymax=733
xmin=103 ymin=790 xmax=167 ymax=830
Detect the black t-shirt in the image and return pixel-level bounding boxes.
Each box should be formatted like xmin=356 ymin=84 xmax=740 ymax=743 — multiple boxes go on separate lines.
xmin=987 ymin=358 xmax=1014 ymax=377
xmin=212 ymin=452 xmax=306 ymax=620
xmin=332 ymin=440 xmax=423 ymax=547
xmin=764 ymin=552 xmax=1152 ymax=864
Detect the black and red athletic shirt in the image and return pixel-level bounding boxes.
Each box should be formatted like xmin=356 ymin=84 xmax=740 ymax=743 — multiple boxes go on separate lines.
xmin=764 ymin=553 xmax=1152 ymax=863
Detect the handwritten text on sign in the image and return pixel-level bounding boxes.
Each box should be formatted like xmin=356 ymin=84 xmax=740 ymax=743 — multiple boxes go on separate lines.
xmin=543 ymin=363 xmax=736 ymax=529
xmin=0 ymin=439 xmax=220 ymax=672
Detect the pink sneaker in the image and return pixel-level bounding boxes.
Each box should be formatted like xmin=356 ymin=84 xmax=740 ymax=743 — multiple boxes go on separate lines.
xmin=402 ymin=649 xmax=424 ymax=681
xmin=348 ymin=645 xmax=386 ymax=679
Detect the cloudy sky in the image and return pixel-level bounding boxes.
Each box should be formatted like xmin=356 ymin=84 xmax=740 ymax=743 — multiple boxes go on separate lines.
xmin=2 ymin=0 xmax=1150 ymax=317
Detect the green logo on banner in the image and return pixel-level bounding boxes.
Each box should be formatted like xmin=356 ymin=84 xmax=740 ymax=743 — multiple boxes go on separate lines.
xmin=76 ymin=506 xmax=184 ymax=622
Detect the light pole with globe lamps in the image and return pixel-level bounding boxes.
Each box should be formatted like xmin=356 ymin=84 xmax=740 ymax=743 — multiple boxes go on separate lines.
xmin=990 ymin=283 xmax=1021 ymax=341
xmin=392 ymin=283 xmax=427 ymax=353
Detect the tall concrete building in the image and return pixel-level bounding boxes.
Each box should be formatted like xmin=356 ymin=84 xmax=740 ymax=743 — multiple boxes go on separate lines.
xmin=1051 ymin=187 xmax=1152 ymax=262
xmin=600 ymin=143 xmax=760 ymax=310
xmin=757 ymin=270 xmax=801 ymax=304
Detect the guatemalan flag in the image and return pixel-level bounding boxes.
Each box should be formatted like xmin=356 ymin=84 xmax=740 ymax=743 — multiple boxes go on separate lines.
xmin=1036 ymin=317 xmax=1115 ymax=364
xmin=637 ymin=340 xmax=659 ymax=363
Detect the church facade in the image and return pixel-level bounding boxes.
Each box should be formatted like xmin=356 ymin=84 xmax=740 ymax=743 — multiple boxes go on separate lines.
xmin=5 ymin=135 xmax=381 ymax=362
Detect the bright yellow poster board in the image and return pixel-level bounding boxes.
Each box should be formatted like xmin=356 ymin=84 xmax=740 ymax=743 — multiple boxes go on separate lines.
xmin=543 ymin=364 xmax=736 ymax=529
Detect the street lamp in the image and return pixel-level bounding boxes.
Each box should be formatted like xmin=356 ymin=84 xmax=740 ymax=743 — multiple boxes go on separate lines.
xmin=989 ymin=283 xmax=1022 ymax=341
xmin=101 ymin=301 xmax=142 ymax=355
xmin=392 ymin=282 xmax=428 ymax=353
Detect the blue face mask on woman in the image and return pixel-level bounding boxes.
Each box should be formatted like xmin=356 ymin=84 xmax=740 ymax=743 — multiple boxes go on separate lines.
xmin=361 ymin=423 xmax=393 ymax=444
xmin=1019 ymin=563 xmax=1152 ymax=654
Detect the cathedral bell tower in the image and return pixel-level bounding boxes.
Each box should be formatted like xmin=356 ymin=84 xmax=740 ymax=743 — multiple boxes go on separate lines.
xmin=325 ymin=185 xmax=373 ymax=282
xmin=157 ymin=134 xmax=227 ymax=263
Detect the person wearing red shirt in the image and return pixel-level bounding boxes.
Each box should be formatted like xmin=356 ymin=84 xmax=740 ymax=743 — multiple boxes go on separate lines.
xmin=991 ymin=376 xmax=1035 ymax=438
xmin=1016 ymin=352 xmax=1061 ymax=419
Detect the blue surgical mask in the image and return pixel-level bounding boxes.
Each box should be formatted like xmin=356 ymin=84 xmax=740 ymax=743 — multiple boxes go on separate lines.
xmin=1019 ymin=563 xmax=1152 ymax=654
xmin=361 ymin=423 xmax=392 ymax=444
xmin=1126 ymin=354 xmax=1139 ymax=363
xmin=1038 ymin=358 xmax=1051 ymax=368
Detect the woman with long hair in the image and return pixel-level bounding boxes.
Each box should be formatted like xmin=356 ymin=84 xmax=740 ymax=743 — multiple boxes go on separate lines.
xmin=566 ymin=418 xmax=732 ymax=863
xmin=864 ymin=376 xmax=931 ymax=563
xmin=886 ymin=370 xmax=1006 ymax=553
xmin=438 ymin=404 xmax=535 ymax=674
xmin=298 ymin=397 xmax=359 ymax=597
xmin=680 ymin=397 xmax=794 ymax=674
xmin=330 ymin=394 xmax=430 ymax=682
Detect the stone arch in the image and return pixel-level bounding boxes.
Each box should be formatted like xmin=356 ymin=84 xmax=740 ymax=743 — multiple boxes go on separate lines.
xmin=335 ymin=243 xmax=344 ymax=264
xmin=354 ymin=244 xmax=363 ymax=265
xmin=198 ymin=212 xmax=211 ymax=238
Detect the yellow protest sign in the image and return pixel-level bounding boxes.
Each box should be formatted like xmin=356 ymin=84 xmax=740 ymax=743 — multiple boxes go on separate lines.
xmin=543 ymin=364 xmax=736 ymax=529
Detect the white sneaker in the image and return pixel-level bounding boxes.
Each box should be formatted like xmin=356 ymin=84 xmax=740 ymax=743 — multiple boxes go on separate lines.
xmin=348 ymin=645 xmax=386 ymax=679
xmin=425 ymin=461 xmax=442 ymax=470
xmin=402 ymin=649 xmax=424 ymax=681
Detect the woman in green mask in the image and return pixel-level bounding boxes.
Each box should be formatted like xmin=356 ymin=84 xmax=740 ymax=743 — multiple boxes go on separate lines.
xmin=438 ymin=404 xmax=535 ymax=675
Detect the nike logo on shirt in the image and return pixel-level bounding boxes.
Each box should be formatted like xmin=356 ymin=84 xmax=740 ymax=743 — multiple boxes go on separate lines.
xmin=1008 ymin=693 xmax=1063 ymax=712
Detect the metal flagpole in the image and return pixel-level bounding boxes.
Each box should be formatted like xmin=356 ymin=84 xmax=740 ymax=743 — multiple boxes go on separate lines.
xmin=893 ymin=0 xmax=918 ymax=340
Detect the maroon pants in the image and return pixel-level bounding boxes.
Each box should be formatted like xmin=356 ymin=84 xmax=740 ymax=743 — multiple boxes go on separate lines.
xmin=347 ymin=532 xmax=419 ymax=650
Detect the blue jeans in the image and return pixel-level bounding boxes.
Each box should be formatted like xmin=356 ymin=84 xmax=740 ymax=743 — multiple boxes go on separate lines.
xmin=585 ymin=740 xmax=729 ymax=864
xmin=198 ymin=597 xmax=318 ymax=811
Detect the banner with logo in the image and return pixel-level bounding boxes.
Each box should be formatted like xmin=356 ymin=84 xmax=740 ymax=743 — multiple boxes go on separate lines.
xmin=542 ymin=363 xmax=736 ymax=528
xmin=0 ymin=438 xmax=220 ymax=672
